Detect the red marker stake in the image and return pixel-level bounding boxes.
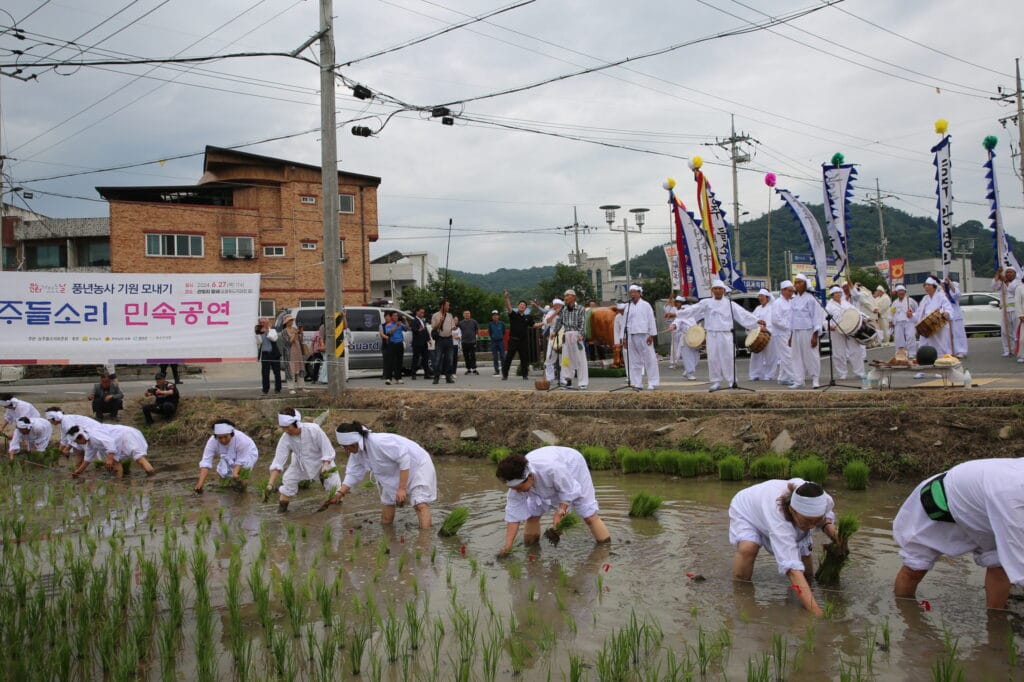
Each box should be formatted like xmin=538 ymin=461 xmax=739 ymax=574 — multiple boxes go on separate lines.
xmin=919 ymin=600 xmax=931 ymax=611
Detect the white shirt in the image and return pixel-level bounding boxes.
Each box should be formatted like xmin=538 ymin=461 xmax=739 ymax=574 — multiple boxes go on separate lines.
xmin=613 ymin=312 xmax=626 ymax=342
xmin=270 ymin=422 xmax=336 ymax=476
xmin=200 ymin=429 xmax=259 ymax=470
xmin=4 ymin=398 xmax=40 ymax=426
xmin=505 ymin=446 xmax=591 ymax=523
xmin=55 ymin=414 xmax=101 ymax=447
xmin=753 ymin=302 xmax=774 ymax=333
xmin=913 ymin=290 xmax=953 ymax=324
xmin=730 ymin=478 xmax=835 ymax=574
xmin=825 ymin=297 xmax=857 ymax=329
xmin=891 ymin=295 xmax=917 ymax=324
xmin=771 ymin=295 xmax=794 ymax=333
xmin=11 ymin=417 xmax=51 ymax=448
xmin=341 ymin=432 xmax=436 ymax=496
xmin=81 ymin=424 xmax=147 ymax=463
xmin=788 ymin=292 xmax=826 ymax=332
xmin=680 ymin=296 xmax=759 ymax=332
xmin=992 ymin=277 xmax=1020 ymax=310
xmin=621 ymin=298 xmax=658 ymax=338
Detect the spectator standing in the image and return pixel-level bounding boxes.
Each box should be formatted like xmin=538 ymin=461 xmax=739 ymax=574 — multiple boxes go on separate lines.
xmin=256 ymin=319 xmax=282 ymax=395
xmin=459 ymin=310 xmax=480 ymax=375
xmin=502 ymin=291 xmax=535 ymax=380
xmin=282 ymin=315 xmax=305 ymax=392
xmin=430 ymin=300 xmax=457 ymax=384
xmin=451 ymin=324 xmax=462 ymax=375
xmin=159 ymin=363 xmax=182 ymax=383
xmin=87 ymin=375 xmax=123 ymax=422
xmin=142 ymin=373 xmax=179 ymax=425
xmin=488 ymin=310 xmax=506 ymax=377
xmin=383 ymin=311 xmax=407 ymax=384
xmin=409 ymin=307 xmax=433 ymax=379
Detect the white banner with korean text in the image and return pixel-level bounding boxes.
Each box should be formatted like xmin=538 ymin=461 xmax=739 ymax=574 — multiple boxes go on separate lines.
xmin=0 ymin=273 xmax=260 ymax=364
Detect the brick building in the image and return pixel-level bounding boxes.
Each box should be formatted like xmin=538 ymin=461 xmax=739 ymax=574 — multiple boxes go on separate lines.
xmin=97 ymin=145 xmax=381 ymax=317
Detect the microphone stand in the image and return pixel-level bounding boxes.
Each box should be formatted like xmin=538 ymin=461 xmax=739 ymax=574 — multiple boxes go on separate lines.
xmin=817 ymin=312 xmax=859 ymax=391
xmin=610 ymin=301 xmax=635 ymax=392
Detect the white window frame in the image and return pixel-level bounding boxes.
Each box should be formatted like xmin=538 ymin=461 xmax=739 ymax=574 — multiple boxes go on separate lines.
xmin=299 ymin=299 xmax=325 ymax=308
xmin=338 ymin=193 xmax=355 ymax=214
xmin=145 ymin=233 xmax=204 ymax=257
xmin=259 ymin=299 xmax=276 ymax=317
xmin=263 ymin=245 xmax=286 ymax=257
xmin=300 ymin=242 xmax=317 ymax=251
xmin=300 ymin=195 xmax=317 ymax=205
xmin=221 ymin=236 xmax=254 ymax=258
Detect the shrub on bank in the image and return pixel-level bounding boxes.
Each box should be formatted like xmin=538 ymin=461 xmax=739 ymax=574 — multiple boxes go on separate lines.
xmin=580 ymin=445 xmax=615 ymax=470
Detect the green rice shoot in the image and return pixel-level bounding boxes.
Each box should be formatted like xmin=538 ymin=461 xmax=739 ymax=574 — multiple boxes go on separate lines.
xmin=438 ymin=508 xmax=470 ymax=538
xmin=629 ymin=492 xmax=663 ymax=518
xmin=749 ymin=455 xmax=790 ymax=479
xmin=791 ymin=455 xmax=828 ymax=484
xmin=717 ymin=455 xmax=745 ymax=481
xmin=618 ymin=448 xmax=654 ymax=474
xmin=579 ymin=445 xmax=614 ymax=471
xmin=488 ymin=447 xmax=511 ymax=465
xmin=836 ymin=514 xmax=860 ymax=541
xmin=555 ymin=511 xmax=582 ymax=533
xmin=843 ymin=460 xmax=870 ymax=490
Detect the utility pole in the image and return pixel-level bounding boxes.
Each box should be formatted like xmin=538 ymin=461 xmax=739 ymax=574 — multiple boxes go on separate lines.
xmin=712 ymin=114 xmax=753 ymax=266
xmin=319 ymin=0 xmax=345 ymax=396
xmin=994 ymin=57 xmax=1024 ymax=199
xmin=561 ymin=206 xmax=591 ymax=267
xmin=863 ymin=178 xmax=896 ymax=261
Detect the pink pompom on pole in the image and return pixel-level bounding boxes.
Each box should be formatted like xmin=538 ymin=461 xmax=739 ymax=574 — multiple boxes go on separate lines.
xmin=764 ymin=173 xmax=777 ymax=188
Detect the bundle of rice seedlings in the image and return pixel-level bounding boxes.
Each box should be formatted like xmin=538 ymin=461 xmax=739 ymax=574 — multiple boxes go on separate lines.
xmin=580 ymin=446 xmax=614 ymax=471
xmin=749 ymin=455 xmax=790 ymax=479
xmin=544 ymin=511 xmax=582 ymax=544
xmin=843 ymin=460 xmax=870 ymax=490
xmin=678 ymin=452 xmax=714 ymax=478
xmin=629 ymin=492 xmax=663 ymax=517
xmin=717 ymin=455 xmax=745 ymax=481
xmin=619 ymin=448 xmax=654 ymax=474
xmin=815 ymin=514 xmax=860 ymax=585
xmin=654 ymin=449 xmax=683 ymax=475
xmin=438 ymin=508 xmax=470 ymax=537
xmin=791 ymin=456 xmax=828 ymax=484
xmin=488 ymin=447 xmax=512 ymax=465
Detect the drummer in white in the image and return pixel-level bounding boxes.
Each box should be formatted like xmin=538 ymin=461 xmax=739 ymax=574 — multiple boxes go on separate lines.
xmin=667 ymin=295 xmax=699 ymax=380
xmin=787 ymin=274 xmax=826 ymax=389
xmin=748 ymin=289 xmax=778 ymax=382
xmin=677 ymin=279 xmax=763 ymax=392
xmin=912 ymin=277 xmax=953 ymax=374
xmin=890 ymin=285 xmax=918 ymax=357
xmin=825 ymin=286 xmax=865 ymax=381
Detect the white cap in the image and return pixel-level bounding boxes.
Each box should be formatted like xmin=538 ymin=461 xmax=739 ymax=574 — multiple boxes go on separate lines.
xmin=794 ymin=273 xmax=809 ymax=283
xmin=213 ymin=423 xmax=234 ymax=436
xmin=924 ymin=277 xmax=939 ymax=286
xmin=876 ymin=285 xmax=885 ymax=292
xmin=616 ymin=303 xmax=626 ymax=310
xmin=710 ymin=279 xmax=726 ymax=289
xmin=780 ymin=280 xmax=794 ymax=290
xmin=277 ymin=410 xmax=301 ymax=427
xmin=563 ymin=289 xmax=576 ymax=297
xmin=757 ymin=288 xmax=771 ymax=297
xmin=675 ymin=295 xmax=686 ymax=302
xmin=829 ymin=286 xmax=842 ymax=295
xmin=894 ymin=284 xmax=907 ymax=292
xmin=45 ymin=408 xmax=64 ymax=421
xmin=551 ymin=298 xmax=564 ymax=306
xmin=504 ymin=464 xmax=531 ymax=487
xmin=490 ymin=310 xmax=499 ymax=315
xmin=629 ymin=284 xmax=643 ymax=292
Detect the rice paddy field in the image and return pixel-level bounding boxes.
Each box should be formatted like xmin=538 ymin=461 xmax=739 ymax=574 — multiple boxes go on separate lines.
xmin=1 ymin=450 xmax=1020 ymax=681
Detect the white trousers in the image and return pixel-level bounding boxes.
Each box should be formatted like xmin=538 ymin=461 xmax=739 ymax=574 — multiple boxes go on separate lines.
xmin=748 ymin=333 xmax=779 ymax=381
xmin=789 ymin=329 xmax=820 ymax=384
xmin=919 ymin=326 xmax=952 ymax=357
xmin=951 ymin=319 xmax=968 ymax=357
xmin=774 ymin=331 xmax=794 ymax=383
xmin=830 ymin=332 xmax=865 ymax=378
xmin=562 ymin=331 xmax=589 ymax=387
xmin=544 ymin=338 xmax=558 ymax=381
xmin=893 ymin=322 xmax=917 ymax=356
xmin=706 ymin=330 xmax=734 ymax=384
xmin=626 ymin=333 xmax=660 ymax=388
xmin=1000 ymin=308 xmax=1017 ymax=354
xmin=280 ymin=465 xmax=341 ymax=498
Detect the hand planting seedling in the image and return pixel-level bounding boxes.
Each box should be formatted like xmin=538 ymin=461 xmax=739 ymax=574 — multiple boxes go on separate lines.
xmin=815 ymin=514 xmax=860 ymax=585
xmin=544 ymin=510 xmax=581 ymax=545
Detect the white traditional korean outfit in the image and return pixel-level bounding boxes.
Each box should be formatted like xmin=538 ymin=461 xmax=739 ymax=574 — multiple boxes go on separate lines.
xmin=9 ymin=417 xmax=52 ymax=453
xmin=890 ymin=294 xmax=918 ymax=356
xmin=200 ymin=429 xmax=259 ymax=478
xmin=3 ymin=398 xmax=40 ymax=427
xmin=992 ymin=276 xmax=1021 ymax=355
xmin=771 ymin=294 xmax=795 ymax=384
xmin=621 ymin=297 xmax=660 ymax=389
xmin=55 ymin=414 xmax=100 ymax=450
xmin=505 ymin=447 xmax=599 ymax=523
xmin=785 ymin=292 xmax=826 ymax=387
xmin=913 ymin=290 xmax=954 ymax=357
xmin=678 ymin=296 xmax=759 ymax=387
xmin=749 ymin=299 xmax=779 ymax=381
xmin=81 ymin=424 xmax=148 ymax=463
xmin=341 ymin=432 xmax=437 ymax=506
xmin=826 ymin=297 xmax=865 ymax=380
xmin=270 ymin=422 xmax=339 ymax=497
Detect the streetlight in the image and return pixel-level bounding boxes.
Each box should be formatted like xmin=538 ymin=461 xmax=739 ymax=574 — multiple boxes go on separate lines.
xmin=602 ymin=205 xmax=646 ymax=285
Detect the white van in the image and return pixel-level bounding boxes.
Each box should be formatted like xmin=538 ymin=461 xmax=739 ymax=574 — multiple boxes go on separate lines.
xmin=288 ymin=306 xmax=414 ymax=372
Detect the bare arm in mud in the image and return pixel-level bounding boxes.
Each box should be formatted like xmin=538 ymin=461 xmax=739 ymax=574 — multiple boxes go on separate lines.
xmin=395 ymin=469 xmax=409 ymax=505
xmin=498 ymin=522 xmax=520 ymax=557
xmin=787 ymin=569 xmax=823 ymax=617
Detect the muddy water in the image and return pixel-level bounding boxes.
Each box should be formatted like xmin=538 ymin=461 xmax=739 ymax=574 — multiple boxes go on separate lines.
xmin=9 ymin=451 xmax=1024 ymax=680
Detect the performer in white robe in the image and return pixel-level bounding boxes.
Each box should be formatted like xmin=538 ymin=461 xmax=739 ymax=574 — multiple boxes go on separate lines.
xmin=912 ymin=277 xmax=954 ymax=362
xmin=267 ymin=408 xmax=340 ymax=512
xmin=45 ymin=408 xmax=99 ymax=460
xmin=495 ymin=446 xmax=610 ymax=555
xmin=663 ymin=296 xmax=685 ymax=369
xmin=749 ymin=289 xmax=779 ymax=382
xmin=825 ymin=286 xmax=865 ymax=380
xmin=667 ymin=298 xmax=700 ymax=380
xmin=7 ymin=417 xmax=52 ymax=460
xmin=893 ymin=458 xmax=1024 ymax=609
xmin=195 ymin=420 xmax=259 ymax=493
xmin=873 ymin=286 xmax=892 ymax=343
xmin=1016 ymin=280 xmax=1024 ymax=363
xmin=333 ymin=423 xmax=438 ymax=528
xmin=890 ymin=285 xmax=918 ymax=357
xmin=729 ymin=478 xmax=839 ymax=617
xmin=68 ymin=423 xmax=155 ymax=479
xmin=772 ymin=282 xmax=796 ymax=385
xmin=621 ymin=284 xmax=660 ymax=390
xmin=942 ymin=279 xmax=968 ymax=358
xmin=1 ymin=395 xmax=40 ymax=438
xmin=786 ymin=274 xmax=826 ymax=389
xmin=542 ymin=300 xmax=563 ymax=383
xmin=992 ymin=267 xmax=1020 ymax=357
xmin=678 ymin=280 xmax=762 ymax=391
xmin=613 ymin=303 xmax=628 ymax=374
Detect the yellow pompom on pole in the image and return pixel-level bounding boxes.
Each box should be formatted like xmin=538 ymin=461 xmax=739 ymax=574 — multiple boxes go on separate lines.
xmin=662 ymin=177 xmax=676 ymax=191
xmin=935 ymin=118 xmax=949 ymax=135
xmin=688 ymin=156 xmax=703 ymax=171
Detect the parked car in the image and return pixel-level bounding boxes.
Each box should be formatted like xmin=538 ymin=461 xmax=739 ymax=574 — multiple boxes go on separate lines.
xmin=286 ymin=306 xmax=414 ymax=372
xmin=958 ymin=292 xmax=1002 ymax=335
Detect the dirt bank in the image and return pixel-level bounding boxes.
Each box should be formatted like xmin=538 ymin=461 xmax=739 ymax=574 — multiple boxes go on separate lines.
xmin=66 ymin=388 xmax=1024 ymax=481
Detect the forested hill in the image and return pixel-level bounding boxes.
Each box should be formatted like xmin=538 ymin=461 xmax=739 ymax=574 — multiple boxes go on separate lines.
xmin=447 ymin=265 xmax=556 ymax=295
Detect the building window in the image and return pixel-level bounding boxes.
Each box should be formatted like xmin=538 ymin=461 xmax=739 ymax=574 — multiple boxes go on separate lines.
xmin=77 ymin=240 xmax=110 ymax=267
xmin=301 ymin=242 xmax=317 ymax=251
xmin=338 ymin=193 xmax=355 ymax=214
xmin=259 ymin=299 xmax=276 ymax=317
xmin=300 ymin=195 xmax=317 ymax=205
xmin=146 ymin=233 xmax=204 ymax=257
xmin=26 ymin=243 xmax=67 ymax=269
xmin=263 ymin=245 xmax=286 ymax=257
xmin=299 ymin=299 xmax=325 ymax=307
xmin=221 ymin=236 xmax=255 ymax=258
xmin=2 ymin=246 xmax=17 ymax=269
xmin=338 ymin=239 xmax=347 ymax=261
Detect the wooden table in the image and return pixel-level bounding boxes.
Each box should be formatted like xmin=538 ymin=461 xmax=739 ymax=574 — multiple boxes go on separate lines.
xmin=872 ymin=362 xmax=962 ymax=390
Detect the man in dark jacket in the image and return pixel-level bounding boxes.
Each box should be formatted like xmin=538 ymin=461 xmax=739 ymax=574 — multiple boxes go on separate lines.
xmin=88 ymin=374 xmax=123 ymax=422
xmin=458 ymin=310 xmax=480 ymax=375
xmin=142 ymin=373 xmax=180 ymax=425
xmin=502 ymin=291 xmax=536 ymax=380
xmin=409 ymin=307 xmax=432 ymax=379
xmin=256 ymin=319 xmax=282 ymax=394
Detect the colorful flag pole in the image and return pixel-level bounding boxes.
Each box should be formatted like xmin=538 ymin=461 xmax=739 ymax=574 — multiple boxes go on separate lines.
xmin=664 ymin=177 xmax=713 ymax=299
xmin=689 ymin=156 xmax=746 ymax=292
xmin=822 ymin=153 xmax=856 ymax=282
xmin=932 ymin=119 xmax=954 ymax=280
xmin=776 ymin=188 xmax=829 ymax=295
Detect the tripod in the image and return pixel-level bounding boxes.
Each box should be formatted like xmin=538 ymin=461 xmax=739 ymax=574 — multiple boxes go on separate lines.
xmin=816 ymin=314 xmax=860 ymax=391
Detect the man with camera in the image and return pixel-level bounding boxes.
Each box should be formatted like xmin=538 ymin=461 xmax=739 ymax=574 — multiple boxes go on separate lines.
xmin=255 ymin=318 xmax=283 ymax=395
xmin=142 ymin=372 xmax=180 ymax=425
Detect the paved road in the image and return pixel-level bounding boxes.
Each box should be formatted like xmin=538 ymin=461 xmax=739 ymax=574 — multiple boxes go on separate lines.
xmin=5 ymin=337 xmax=1022 ymax=405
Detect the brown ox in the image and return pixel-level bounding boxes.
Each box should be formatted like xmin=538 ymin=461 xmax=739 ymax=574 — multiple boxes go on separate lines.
xmin=587 ymin=306 xmax=624 ymax=368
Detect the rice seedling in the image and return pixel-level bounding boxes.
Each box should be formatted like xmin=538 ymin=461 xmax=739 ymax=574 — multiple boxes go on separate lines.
xmin=567 ymin=653 xmax=586 ymax=682
xmin=747 ymin=653 xmax=772 ymax=682
xmin=1007 ymin=627 xmax=1018 ymax=667
xmin=880 ymin=618 xmax=891 ymax=652
xmin=932 ymin=631 xmax=966 ymax=682
xmin=654 ymin=448 xmax=684 ymax=474
xmin=348 ymin=621 xmax=371 ymax=675
xmin=429 ymin=616 xmax=446 ymax=677
xmin=248 ymin=561 xmax=272 ymax=634
xmin=815 ymin=514 xmax=861 ymax=585
xmin=382 ymin=607 xmax=404 ymax=662
xmin=717 ymin=454 xmax=746 ymax=481
xmin=315 ymin=577 xmax=334 ymax=629
xmin=438 ymin=507 xmax=470 ymax=537
xmin=749 ymin=455 xmax=790 ymax=479
xmin=629 ymin=492 xmax=663 ymax=517
xmin=822 ymin=599 xmax=838 ymax=619
xmin=271 ymin=629 xmax=297 ymax=679
xmin=406 ymin=599 xmax=425 ymax=650
xmin=864 ymin=627 xmax=876 ymax=672
xmin=489 ymin=446 xmax=512 ymax=464
xmin=792 ymin=455 xmax=828 ymax=483
xmin=481 ymin=621 xmax=504 ymax=682
xmin=843 ymin=460 xmax=871 ymax=490
xmin=771 ymin=633 xmax=789 ymax=681
xmin=580 ymin=445 xmax=615 ymax=470
xmin=838 ymin=656 xmax=866 ymax=682
xmin=508 ymin=560 xmax=523 ymax=580
xmin=618 ymin=447 xmax=654 ymax=474
xmin=545 ymin=510 xmax=582 ymax=544
xmin=507 ymin=635 xmax=530 ymax=675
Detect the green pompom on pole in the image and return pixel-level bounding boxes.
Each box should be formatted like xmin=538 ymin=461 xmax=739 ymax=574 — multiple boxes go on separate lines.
xmin=983 ymin=135 xmax=999 ymax=152
xmin=831 ymin=152 xmax=845 ymax=167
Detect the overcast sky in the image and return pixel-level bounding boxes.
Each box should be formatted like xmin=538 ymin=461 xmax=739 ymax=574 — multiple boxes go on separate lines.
xmin=2 ymin=0 xmax=1023 ymax=275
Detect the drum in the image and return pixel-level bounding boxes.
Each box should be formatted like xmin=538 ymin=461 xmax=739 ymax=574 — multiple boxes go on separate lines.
xmin=837 ymin=309 xmax=878 ymax=346
xmin=684 ymin=325 xmax=706 ymax=349
xmin=744 ymin=327 xmax=771 ymax=353
xmin=915 ymin=309 xmax=947 ymax=338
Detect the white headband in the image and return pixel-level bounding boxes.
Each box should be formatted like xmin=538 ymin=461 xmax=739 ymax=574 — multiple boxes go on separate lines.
xmin=895 ymin=285 xmax=906 ymax=292
xmin=790 ymin=490 xmax=828 ymax=518
xmin=629 ymin=284 xmax=643 ymax=292
xmin=925 ymin=277 xmax=939 ymax=286
xmin=45 ymin=409 xmax=64 ymax=420
xmin=16 ymin=417 xmax=32 ymax=428
xmin=780 ymin=280 xmax=794 ymax=290
xmin=795 ymin=274 xmax=809 ymax=283
xmin=0 ymin=399 xmax=12 ymax=407
xmin=335 ymin=431 xmax=363 ymax=446
xmin=74 ymin=428 xmax=90 ymax=442
xmin=213 ymin=423 xmax=234 ymax=436
xmin=675 ymin=295 xmax=685 ymax=302
xmin=710 ymin=279 xmax=726 ymax=289
xmin=504 ymin=465 xmax=531 ymax=487
xmin=829 ymin=286 xmax=842 ymax=295
xmin=551 ymin=298 xmax=564 ymax=306
xmin=757 ymin=289 xmax=770 ymax=297
xmin=277 ymin=410 xmax=301 ymax=427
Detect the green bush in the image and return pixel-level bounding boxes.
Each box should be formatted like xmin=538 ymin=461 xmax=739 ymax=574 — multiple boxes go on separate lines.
xmin=618 ymin=447 xmax=654 ymax=474
xmin=843 ymin=460 xmax=870 ymax=490
xmin=717 ymin=455 xmax=745 ymax=481
xmin=749 ymin=455 xmax=790 ymax=479
xmin=488 ymin=447 xmax=511 ymax=465
xmin=792 ymin=456 xmax=828 ymax=484
xmin=677 ymin=436 xmax=707 ymax=453
xmin=677 ymin=452 xmax=714 ymax=478
xmin=629 ymin=492 xmax=663 ymax=517
xmin=579 ymin=445 xmax=614 ymax=471
xmin=654 ymin=449 xmax=683 ymax=475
